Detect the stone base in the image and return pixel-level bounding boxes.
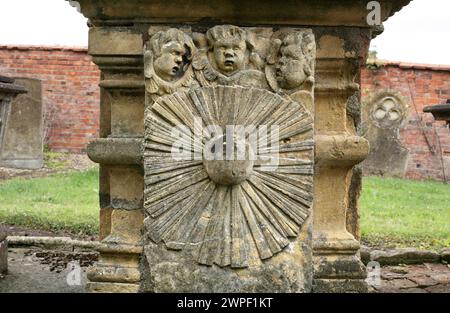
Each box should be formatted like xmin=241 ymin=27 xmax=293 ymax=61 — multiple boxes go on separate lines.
xmin=313 ymin=278 xmax=369 ymax=293
xmin=86 ymin=242 xmax=142 ymax=293
xmin=0 ymin=158 xmax=43 ymax=170
xmin=87 ymin=282 xmax=140 ymax=293
xmin=142 ymin=239 xmax=313 ymax=293
xmin=0 ymin=236 xmax=7 ymax=275
xmin=312 ymin=254 xmax=369 ymax=293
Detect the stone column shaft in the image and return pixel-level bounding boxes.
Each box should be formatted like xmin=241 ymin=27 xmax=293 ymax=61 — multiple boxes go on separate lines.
xmin=86 ymin=27 xmax=146 ymax=293
xmin=312 ymin=30 xmax=370 ymax=292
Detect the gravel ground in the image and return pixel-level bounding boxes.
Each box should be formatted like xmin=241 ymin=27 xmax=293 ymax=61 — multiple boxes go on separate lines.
xmin=1 ymin=248 xmax=449 ymax=293
xmin=0 ymin=248 xmax=96 ymax=293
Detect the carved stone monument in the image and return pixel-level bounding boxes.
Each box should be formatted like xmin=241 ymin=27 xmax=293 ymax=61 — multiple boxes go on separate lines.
xmin=75 ymin=0 xmax=412 ymax=293
xmin=141 ymin=26 xmax=315 ymax=292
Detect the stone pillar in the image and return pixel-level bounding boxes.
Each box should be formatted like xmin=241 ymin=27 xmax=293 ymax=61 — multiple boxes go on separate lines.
xmin=85 ymin=28 xmax=145 ymax=293
xmin=70 ymin=0 xmax=412 ymax=293
xmin=312 ymin=30 xmax=370 ymax=292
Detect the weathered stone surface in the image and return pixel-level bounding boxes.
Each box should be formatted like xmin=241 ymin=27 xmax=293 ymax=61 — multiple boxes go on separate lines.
xmin=87 ymin=265 xmax=141 ymax=284
xmin=429 ymin=273 xmax=450 ymax=285
xmin=87 ymin=282 xmax=140 ymax=293
xmin=109 ymin=166 xmax=143 ymax=210
xmin=0 ymin=78 xmax=43 ymax=169
xmin=7 ymin=236 xmax=101 ymax=252
xmin=106 ymin=209 xmax=144 ymax=245
xmin=0 ymin=238 xmax=7 ymax=274
xmin=385 ymin=278 xmax=418 ymax=290
xmin=371 ymin=248 xmax=440 ymax=265
xmin=440 ymin=248 xmax=450 ymax=263
xmin=347 ymin=166 xmax=362 ymax=240
xmin=409 ymin=276 xmax=438 ymax=287
xmin=87 ymin=138 xmax=143 ymax=166
xmin=142 ymin=221 xmax=313 ymax=293
xmin=313 ymin=279 xmax=369 ymax=293
xmin=424 ymin=283 xmax=450 ymax=293
xmin=360 ymin=245 xmax=371 ymax=265
xmin=75 ymin=0 xmax=411 ymax=27
xmin=141 ymin=25 xmax=315 ymax=292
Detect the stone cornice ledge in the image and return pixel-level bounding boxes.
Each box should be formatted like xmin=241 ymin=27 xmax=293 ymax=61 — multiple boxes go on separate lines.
xmin=72 ymin=0 xmax=412 ymax=27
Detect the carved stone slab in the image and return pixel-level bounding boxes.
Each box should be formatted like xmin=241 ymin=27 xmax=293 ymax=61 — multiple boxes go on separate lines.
xmin=142 ymin=25 xmax=316 ymax=291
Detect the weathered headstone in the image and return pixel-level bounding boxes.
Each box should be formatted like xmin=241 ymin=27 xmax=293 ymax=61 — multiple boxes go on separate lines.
xmin=0 ymin=78 xmax=43 ymax=169
xmin=75 ymin=0 xmax=412 ymax=293
xmin=362 ymin=90 xmax=410 ymax=177
xmin=0 ymin=75 xmax=26 ymax=275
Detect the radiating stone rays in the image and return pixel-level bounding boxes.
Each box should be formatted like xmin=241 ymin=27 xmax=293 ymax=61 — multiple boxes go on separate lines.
xmin=144 ymin=85 xmax=314 ymax=268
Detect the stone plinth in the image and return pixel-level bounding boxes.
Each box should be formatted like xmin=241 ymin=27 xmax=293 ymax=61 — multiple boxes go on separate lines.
xmin=70 ymin=0 xmax=412 ymax=293
xmin=0 ymin=78 xmax=43 ymax=169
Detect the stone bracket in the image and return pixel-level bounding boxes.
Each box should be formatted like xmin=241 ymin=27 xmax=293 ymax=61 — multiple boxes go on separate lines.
xmin=315 ymin=134 xmax=369 ymax=168
xmin=87 ymin=138 xmax=143 ymax=166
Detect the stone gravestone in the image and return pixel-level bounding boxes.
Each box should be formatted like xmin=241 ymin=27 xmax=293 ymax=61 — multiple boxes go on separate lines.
xmin=0 ymin=78 xmax=43 ymax=169
xmin=362 ymin=90 xmax=409 ymax=177
xmin=77 ymin=0 xmax=412 ymax=293
xmin=0 ymin=75 xmax=27 ymax=275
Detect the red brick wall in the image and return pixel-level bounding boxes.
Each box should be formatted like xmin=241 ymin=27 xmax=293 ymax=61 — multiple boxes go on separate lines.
xmin=0 ymin=46 xmax=100 ymax=153
xmin=361 ymin=63 xmax=450 ymax=182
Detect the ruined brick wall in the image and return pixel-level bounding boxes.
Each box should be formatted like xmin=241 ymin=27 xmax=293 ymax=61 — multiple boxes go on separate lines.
xmin=0 ymin=45 xmax=100 ymax=153
xmin=0 ymin=46 xmax=448 ymax=180
xmin=361 ymin=62 xmax=450 ymax=182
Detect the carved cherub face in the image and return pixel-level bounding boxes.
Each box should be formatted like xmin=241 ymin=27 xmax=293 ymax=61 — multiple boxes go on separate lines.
xmin=213 ymin=39 xmax=247 ymax=74
xmin=275 ymin=44 xmax=307 ymax=90
xmin=207 ymin=25 xmax=248 ymax=75
xmin=149 ymin=29 xmax=194 ymax=82
xmin=153 ymin=41 xmax=187 ymax=82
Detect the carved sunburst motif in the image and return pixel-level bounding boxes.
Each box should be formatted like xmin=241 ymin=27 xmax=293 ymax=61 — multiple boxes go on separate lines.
xmin=144 ymin=85 xmax=314 ymax=268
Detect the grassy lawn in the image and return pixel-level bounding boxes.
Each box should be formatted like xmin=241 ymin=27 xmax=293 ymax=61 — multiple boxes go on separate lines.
xmin=0 ymin=169 xmax=99 ymax=235
xmin=360 ymin=176 xmax=450 ymax=249
xmin=1 ymin=169 xmax=449 ymax=249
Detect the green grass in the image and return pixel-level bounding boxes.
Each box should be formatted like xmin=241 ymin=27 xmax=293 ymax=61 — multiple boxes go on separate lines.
xmin=0 ymin=169 xmax=99 ymax=235
xmin=1 ymin=170 xmax=449 ymax=249
xmin=360 ymin=176 xmax=450 ymax=249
